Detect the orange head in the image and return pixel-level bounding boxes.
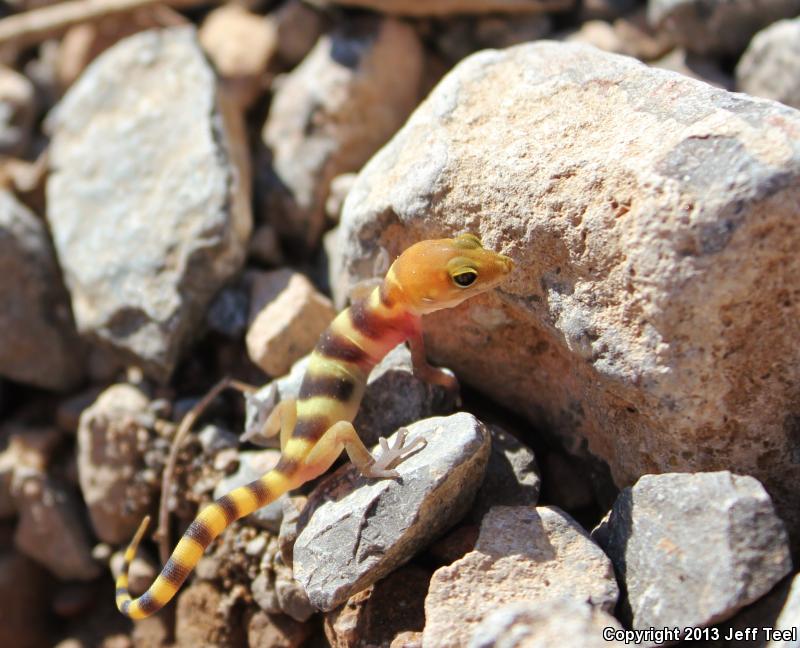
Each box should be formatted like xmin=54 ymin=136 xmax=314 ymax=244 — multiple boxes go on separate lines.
xmin=386 ymin=233 xmax=513 ymax=315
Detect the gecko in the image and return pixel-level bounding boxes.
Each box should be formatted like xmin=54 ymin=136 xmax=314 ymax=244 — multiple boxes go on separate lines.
xmin=115 ymin=232 xmax=513 ymax=619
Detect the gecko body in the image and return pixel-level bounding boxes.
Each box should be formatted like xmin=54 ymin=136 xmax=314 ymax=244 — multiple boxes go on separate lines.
xmin=115 ymin=233 xmax=512 ymax=619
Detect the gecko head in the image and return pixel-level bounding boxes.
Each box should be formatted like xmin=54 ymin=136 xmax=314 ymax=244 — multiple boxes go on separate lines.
xmin=389 ymin=233 xmax=514 ymax=315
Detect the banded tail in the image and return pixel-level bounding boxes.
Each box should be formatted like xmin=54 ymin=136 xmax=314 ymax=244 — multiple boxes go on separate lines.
xmin=115 ymin=461 xmax=295 ymax=619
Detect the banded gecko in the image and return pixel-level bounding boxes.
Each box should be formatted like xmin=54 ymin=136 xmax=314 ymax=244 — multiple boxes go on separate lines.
xmin=115 ymin=233 xmax=513 ymax=619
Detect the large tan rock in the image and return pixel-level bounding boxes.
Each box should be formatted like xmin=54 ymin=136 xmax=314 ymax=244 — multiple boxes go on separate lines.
xmin=422 ymin=506 xmax=618 ymax=647
xmin=337 ymin=42 xmax=800 ymax=547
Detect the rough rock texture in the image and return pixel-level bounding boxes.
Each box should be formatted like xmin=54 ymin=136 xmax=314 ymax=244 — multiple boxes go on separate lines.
xmin=469 ymin=426 xmax=540 ymax=521
xmin=259 ymin=16 xmax=423 ymax=249
xmin=47 ymin=27 xmax=251 ymax=380
xmin=247 ymin=610 xmax=310 ymax=648
xmin=423 ymin=506 xmax=619 ymax=647
xmin=327 ymin=0 xmax=571 ymax=15
xmin=468 ymin=599 xmax=625 ymax=648
xmin=245 ymin=344 xmax=457 ymax=448
xmin=0 ymin=65 xmax=35 ymax=156
xmin=77 ymin=384 xmax=160 ymax=544
xmin=0 ymin=190 xmax=83 ymax=390
xmin=13 ymin=469 xmax=101 ymax=581
xmin=246 ymin=269 xmax=336 ymax=377
xmin=213 ymin=449 xmax=285 ymax=532
xmin=647 ymin=0 xmax=800 ymax=55
xmin=199 ymin=4 xmax=277 ymax=108
xmin=736 ymin=18 xmax=800 ymax=110
xmin=337 ymin=41 xmax=800 ymax=547
xmin=324 ymin=565 xmax=430 ymax=648
xmin=175 ymin=581 xmax=246 ymax=648
xmin=293 ymin=413 xmax=490 ymax=611
xmin=592 ymin=472 xmax=792 ymax=629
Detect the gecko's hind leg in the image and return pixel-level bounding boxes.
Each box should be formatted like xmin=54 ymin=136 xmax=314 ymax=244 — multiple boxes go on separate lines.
xmin=370 ymin=428 xmax=427 ymax=476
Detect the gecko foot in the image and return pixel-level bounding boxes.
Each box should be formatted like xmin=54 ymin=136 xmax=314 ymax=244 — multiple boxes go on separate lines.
xmin=362 ymin=428 xmax=427 ymax=479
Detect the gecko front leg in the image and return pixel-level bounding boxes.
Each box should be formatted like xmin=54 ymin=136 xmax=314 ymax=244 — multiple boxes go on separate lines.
xmin=407 ymin=329 xmax=460 ymax=395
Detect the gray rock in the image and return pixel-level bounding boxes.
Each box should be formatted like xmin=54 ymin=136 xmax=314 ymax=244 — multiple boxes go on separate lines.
xmin=245 ymin=344 xmax=457 ymax=448
xmin=470 ymin=425 xmax=540 ymax=521
xmin=469 ymin=599 xmax=625 ymax=648
xmin=206 ymin=283 xmax=249 ymax=338
xmin=0 ymin=65 xmax=35 ymax=156
xmin=197 ymin=424 xmax=239 ymax=455
xmin=213 ymin=449 xmax=286 ymax=533
xmin=13 ymin=468 xmax=101 ymax=581
xmin=259 ymin=16 xmax=423 ymax=250
xmin=77 ymin=384 xmax=159 ymax=544
xmin=337 ymin=41 xmax=800 ymax=551
xmin=647 ymin=0 xmax=800 ymax=56
xmin=736 ymin=18 xmax=800 ymax=110
xmin=424 ymin=505 xmax=619 ymax=647
xmin=293 ymin=413 xmax=490 ymax=611
xmin=592 ymin=472 xmax=792 ymax=630
xmin=46 ymin=27 xmax=251 ymax=381
xmin=0 ymin=190 xmax=83 ymax=390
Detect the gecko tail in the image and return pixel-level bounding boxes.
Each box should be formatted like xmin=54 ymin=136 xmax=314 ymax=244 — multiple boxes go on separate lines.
xmin=115 ymin=465 xmax=293 ymax=619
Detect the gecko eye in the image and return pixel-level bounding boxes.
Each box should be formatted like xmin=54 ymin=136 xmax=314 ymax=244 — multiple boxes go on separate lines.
xmin=452 ymin=270 xmax=478 ymax=287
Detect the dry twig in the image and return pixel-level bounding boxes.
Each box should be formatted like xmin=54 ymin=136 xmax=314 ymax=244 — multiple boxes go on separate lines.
xmin=157 ymin=376 xmax=257 ymax=565
xmin=0 ymin=0 xmax=215 ymax=52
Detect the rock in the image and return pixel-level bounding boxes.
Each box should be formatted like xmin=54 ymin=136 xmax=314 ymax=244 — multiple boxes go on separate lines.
xmin=246 ymin=343 xmax=458 ymax=448
xmin=259 ymin=16 xmax=423 ymax=250
xmin=206 ymin=283 xmax=249 ymax=338
xmin=175 ymin=581 xmax=246 ymax=648
xmin=247 ymin=610 xmax=310 ymax=648
xmin=736 ymin=18 xmax=800 ymax=110
xmin=47 ymin=27 xmax=252 ymax=381
xmin=325 ymin=172 xmax=358 ymax=222
xmin=392 ymin=631 xmax=423 ymax=648
xmin=469 ymin=426 xmax=540 ymax=521
xmin=0 ymin=425 xmax=63 ymax=518
xmin=13 ymin=468 xmax=102 ymax=581
xmin=273 ymin=0 xmax=325 ymax=67
xmin=592 ymin=472 xmax=792 ymax=629
xmin=248 ymin=223 xmax=284 ymax=266
xmin=647 ymin=0 xmax=800 ymax=56
xmin=0 ymin=190 xmax=83 ymax=390
xmin=199 ymin=4 xmax=277 ymax=108
xmin=56 ymin=6 xmax=185 ymax=90
xmin=326 ymin=0 xmax=571 ymax=15
xmin=324 ymin=565 xmax=430 ymax=648
xmin=0 ymin=65 xmax=35 ymax=156
xmin=56 ymin=388 xmax=104 ymax=434
xmin=246 ymin=269 xmax=336 ymax=377
xmin=213 ymin=449 xmax=285 ymax=532
xmin=274 ymin=562 xmax=316 ymax=621
xmin=468 ymin=599 xmax=625 ymax=648
xmin=426 ymin=524 xmax=479 ymax=566
xmin=52 ymin=582 xmax=97 ymax=618
xmin=580 ymin=0 xmax=637 ymax=20
xmin=197 ymin=424 xmax=238 ymax=455
xmin=293 ymin=413 xmax=491 ymax=611
xmin=423 ymin=505 xmax=618 ymax=647
xmin=77 ymin=384 xmax=159 ymax=544
xmin=651 ymin=48 xmax=733 ymax=89
xmin=337 ymin=41 xmax=800 ymax=549
xmin=0 ymin=551 xmax=51 ymax=648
